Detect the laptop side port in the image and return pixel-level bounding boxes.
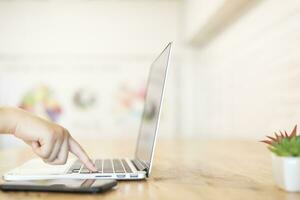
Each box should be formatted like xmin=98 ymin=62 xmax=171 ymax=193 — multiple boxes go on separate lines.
xmin=116 ymin=174 xmax=126 ymax=178
xmin=130 ymin=174 xmax=138 ymax=178
xmin=95 ymin=175 xmax=112 ymax=178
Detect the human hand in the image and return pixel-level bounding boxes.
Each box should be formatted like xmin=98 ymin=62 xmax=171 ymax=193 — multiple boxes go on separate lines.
xmin=5 ymin=108 xmax=96 ymax=171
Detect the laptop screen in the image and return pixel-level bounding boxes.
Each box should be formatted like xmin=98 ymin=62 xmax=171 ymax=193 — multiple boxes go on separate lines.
xmin=135 ymin=43 xmax=172 ymax=172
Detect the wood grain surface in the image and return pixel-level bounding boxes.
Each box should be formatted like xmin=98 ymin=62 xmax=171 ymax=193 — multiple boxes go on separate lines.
xmin=1 ymin=139 xmax=300 ymax=200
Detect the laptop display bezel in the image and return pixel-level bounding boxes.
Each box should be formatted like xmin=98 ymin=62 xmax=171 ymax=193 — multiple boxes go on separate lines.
xmin=134 ymin=42 xmax=172 ymax=176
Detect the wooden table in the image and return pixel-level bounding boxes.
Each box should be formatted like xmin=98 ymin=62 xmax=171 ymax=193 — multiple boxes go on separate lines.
xmin=1 ymin=138 xmax=300 ymax=200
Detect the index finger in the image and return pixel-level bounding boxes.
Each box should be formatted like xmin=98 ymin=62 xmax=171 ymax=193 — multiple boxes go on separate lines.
xmin=68 ymin=136 xmax=97 ymax=172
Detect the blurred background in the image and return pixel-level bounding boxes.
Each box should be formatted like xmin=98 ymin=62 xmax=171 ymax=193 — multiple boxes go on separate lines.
xmin=0 ymin=0 xmax=300 ymax=148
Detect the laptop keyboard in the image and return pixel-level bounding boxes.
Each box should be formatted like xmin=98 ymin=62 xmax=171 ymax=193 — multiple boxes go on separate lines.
xmin=67 ymin=159 xmax=133 ymax=174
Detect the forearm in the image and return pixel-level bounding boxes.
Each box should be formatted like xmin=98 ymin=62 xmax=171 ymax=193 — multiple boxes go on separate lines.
xmin=0 ymin=107 xmax=20 ymax=135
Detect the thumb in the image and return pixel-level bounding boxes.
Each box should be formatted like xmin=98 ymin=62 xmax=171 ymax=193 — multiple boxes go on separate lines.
xmin=31 ymin=141 xmax=40 ymax=149
xmin=23 ymin=140 xmax=40 ymax=149
xmin=31 ymin=141 xmax=43 ymax=155
xmin=29 ymin=139 xmax=54 ymax=160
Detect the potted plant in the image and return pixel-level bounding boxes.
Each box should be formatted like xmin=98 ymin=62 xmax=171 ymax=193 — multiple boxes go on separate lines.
xmin=261 ymin=125 xmax=300 ymax=192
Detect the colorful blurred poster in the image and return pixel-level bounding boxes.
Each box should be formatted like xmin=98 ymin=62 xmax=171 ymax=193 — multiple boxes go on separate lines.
xmin=19 ymin=85 xmax=62 ymax=122
xmin=0 ymin=56 xmax=175 ymax=141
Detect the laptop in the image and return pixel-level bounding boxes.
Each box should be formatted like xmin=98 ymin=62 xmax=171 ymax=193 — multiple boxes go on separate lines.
xmin=3 ymin=42 xmax=172 ymax=181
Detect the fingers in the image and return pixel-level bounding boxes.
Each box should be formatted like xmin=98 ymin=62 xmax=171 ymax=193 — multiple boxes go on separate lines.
xmin=45 ymin=138 xmax=63 ymax=163
xmin=32 ymin=137 xmax=54 ymax=159
xmin=30 ymin=129 xmax=64 ymax=163
xmin=51 ymin=134 xmax=69 ymax=165
xmin=68 ymin=136 xmax=97 ymax=172
xmin=27 ymin=124 xmax=95 ymax=170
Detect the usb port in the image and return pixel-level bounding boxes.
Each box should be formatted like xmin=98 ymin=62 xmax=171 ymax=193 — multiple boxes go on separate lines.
xmin=116 ymin=174 xmax=126 ymax=178
xmin=130 ymin=174 xmax=138 ymax=178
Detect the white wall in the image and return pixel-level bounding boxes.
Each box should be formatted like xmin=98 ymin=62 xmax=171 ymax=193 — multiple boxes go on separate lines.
xmin=0 ymin=0 xmax=183 ymax=148
xmin=3 ymin=0 xmax=295 ymax=142
xmin=183 ymin=0 xmax=224 ymax=41
xmin=0 ymin=0 xmax=180 ymax=56
xmin=186 ymin=0 xmax=300 ymax=139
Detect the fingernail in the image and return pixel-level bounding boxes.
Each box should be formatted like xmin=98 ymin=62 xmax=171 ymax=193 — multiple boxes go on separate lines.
xmin=89 ymin=163 xmax=97 ymax=172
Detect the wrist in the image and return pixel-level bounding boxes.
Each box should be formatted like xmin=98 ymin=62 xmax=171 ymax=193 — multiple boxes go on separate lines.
xmin=0 ymin=107 xmax=21 ymax=135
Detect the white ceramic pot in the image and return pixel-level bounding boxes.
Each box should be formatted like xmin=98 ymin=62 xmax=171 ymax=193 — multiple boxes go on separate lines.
xmin=272 ymin=154 xmax=300 ymax=192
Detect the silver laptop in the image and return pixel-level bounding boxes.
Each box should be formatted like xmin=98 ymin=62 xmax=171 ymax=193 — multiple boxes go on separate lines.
xmin=3 ymin=42 xmax=172 ymax=181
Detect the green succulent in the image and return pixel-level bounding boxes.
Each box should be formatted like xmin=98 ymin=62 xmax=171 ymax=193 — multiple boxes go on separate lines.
xmin=269 ymin=136 xmax=300 ymax=156
xmin=261 ymin=125 xmax=300 ymax=157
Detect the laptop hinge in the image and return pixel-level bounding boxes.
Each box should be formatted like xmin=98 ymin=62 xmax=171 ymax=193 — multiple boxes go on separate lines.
xmin=131 ymin=159 xmax=149 ymax=176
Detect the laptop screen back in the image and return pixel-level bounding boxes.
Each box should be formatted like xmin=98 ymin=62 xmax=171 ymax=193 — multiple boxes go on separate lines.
xmin=135 ymin=43 xmax=172 ymax=172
